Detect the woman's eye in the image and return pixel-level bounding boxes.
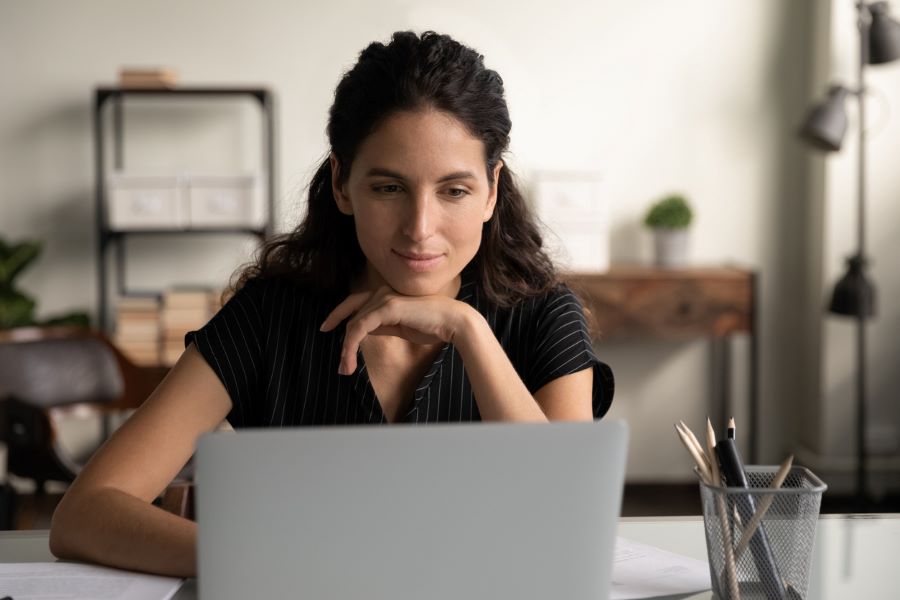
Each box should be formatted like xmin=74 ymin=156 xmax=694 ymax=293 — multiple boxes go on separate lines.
xmin=446 ymin=188 xmax=469 ymax=198
xmin=373 ymin=184 xmax=403 ymax=194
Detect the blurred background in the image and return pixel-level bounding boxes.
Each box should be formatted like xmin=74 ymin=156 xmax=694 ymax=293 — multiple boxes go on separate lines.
xmin=1 ymin=0 xmax=898 ymax=526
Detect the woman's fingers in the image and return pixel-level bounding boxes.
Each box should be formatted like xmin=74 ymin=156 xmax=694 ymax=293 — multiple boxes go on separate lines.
xmin=325 ymin=289 xmax=458 ymax=374
xmin=339 ymin=306 xmax=397 ymax=375
xmin=319 ymin=291 xmax=373 ymax=332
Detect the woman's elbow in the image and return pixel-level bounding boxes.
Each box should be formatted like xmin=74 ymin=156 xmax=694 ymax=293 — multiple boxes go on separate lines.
xmin=49 ymin=488 xmax=91 ymax=559
xmin=49 ymin=496 xmax=74 ymax=558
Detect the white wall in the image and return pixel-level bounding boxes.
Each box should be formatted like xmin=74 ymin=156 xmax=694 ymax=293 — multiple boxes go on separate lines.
xmin=1 ymin=0 xmax=824 ymax=481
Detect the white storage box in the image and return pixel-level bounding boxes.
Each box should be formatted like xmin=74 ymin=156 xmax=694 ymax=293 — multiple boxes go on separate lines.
xmin=188 ymin=174 xmax=259 ymax=229
xmin=532 ymin=172 xmax=609 ymax=273
xmin=107 ymin=173 xmax=188 ymax=230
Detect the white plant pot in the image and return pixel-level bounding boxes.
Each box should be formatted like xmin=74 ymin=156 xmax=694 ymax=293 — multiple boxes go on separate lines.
xmin=652 ymin=228 xmax=689 ymax=268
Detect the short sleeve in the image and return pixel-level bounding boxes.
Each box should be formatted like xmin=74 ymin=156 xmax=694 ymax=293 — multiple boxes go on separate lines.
xmin=524 ymin=285 xmax=615 ymax=419
xmin=185 ymin=279 xmax=267 ymax=427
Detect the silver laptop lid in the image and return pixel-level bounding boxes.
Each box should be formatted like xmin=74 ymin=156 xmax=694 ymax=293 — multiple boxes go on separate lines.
xmin=196 ymin=420 xmax=628 ymax=600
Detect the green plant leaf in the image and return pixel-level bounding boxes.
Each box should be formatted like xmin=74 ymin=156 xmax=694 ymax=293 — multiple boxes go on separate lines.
xmin=40 ymin=311 xmax=91 ymax=328
xmin=644 ymin=195 xmax=693 ymax=229
xmin=0 ymin=289 xmax=37 ymax=329
xmin=0 ymin=240 xmax=42 ymax=286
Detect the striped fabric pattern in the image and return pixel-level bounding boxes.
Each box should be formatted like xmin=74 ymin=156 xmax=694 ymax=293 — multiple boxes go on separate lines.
xmin=187 ymin=270 xmax=614 ymax=427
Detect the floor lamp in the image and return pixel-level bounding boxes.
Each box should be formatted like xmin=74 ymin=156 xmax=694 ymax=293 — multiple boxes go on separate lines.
xmin=798 ymin=1 xmax=900 ymax=507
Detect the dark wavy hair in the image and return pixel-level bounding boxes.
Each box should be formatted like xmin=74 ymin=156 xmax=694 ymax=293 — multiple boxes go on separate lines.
xmin=234 ymin=31 xmax=557 ymax=307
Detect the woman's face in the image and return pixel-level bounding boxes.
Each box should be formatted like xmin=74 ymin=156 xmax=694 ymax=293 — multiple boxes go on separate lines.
xmin=332 ymin=109 xmax=501 ymax=297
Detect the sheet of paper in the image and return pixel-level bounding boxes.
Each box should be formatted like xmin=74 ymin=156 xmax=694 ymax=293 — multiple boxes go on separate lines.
xmin=611 ymin=537 xmax=711 ymax=600
xmin=0 ymin=562 xmax=184 ymax=600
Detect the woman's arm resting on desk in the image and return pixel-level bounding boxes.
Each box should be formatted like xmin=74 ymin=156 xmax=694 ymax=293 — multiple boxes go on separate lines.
xmin=49 ymin=344 xmax=231 ymax=578
xmin=453 ymin=307 xmax=594 ymax=422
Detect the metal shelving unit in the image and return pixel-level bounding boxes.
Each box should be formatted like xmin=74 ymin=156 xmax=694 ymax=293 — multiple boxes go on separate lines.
xmin=92 ymin=86 xmax=276 ymax=332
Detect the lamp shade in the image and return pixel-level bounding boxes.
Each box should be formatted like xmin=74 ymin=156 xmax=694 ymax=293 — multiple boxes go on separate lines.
xmin=869 ymin=1 xmax=900 ymax=64
xmin=798 ymin=86 xmax=850 ymax=151
xmin=828 ymin=256 xmax=876 ymax=317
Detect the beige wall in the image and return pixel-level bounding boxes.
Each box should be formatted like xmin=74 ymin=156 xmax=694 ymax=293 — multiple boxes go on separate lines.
xmin=1 ymin=0 xmax=841 ymax=482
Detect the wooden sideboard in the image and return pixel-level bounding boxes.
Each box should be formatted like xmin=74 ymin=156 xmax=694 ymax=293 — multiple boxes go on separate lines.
xmin=565 ymin=266 xmax=758 ymax=461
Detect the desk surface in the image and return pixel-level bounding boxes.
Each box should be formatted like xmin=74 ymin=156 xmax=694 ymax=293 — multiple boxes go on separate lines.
xmin=2 ymin=514 xmax=897 ymax=599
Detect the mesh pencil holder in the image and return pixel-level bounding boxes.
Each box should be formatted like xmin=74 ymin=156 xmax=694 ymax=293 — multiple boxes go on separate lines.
xmin=698 ymin=466 xmax=827 ymax=600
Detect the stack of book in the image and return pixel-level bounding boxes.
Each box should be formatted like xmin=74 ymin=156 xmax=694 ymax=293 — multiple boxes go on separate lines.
xmin=161 ymin=288 xmax=217 ymax=366
xmin=114 ymin=296 xmax=161 ymax=366
xmin=118 ymin=67 xmax=180 ymax=89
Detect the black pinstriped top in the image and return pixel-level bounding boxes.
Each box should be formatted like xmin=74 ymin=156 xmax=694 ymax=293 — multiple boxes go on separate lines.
xmin=186 ymin=266 xmax=614 ymax=427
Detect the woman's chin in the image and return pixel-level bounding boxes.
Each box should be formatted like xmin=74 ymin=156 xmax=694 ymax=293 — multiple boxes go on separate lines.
xmin=385 ymin=273 xmax=458 ymax=298
xmin=390 ymin=281 xmax=444 ymax=297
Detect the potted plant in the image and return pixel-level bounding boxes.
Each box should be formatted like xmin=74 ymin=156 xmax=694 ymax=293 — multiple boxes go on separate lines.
xmin=644 ymin=194 xmax=694 ymax=268
xmin=0 ymin=237 xmax=89 ymax=330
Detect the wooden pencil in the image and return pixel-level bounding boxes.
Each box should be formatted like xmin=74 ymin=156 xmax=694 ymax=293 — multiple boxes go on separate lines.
xmin=734 ymin=454 xmax=795 ymax=560
xmin=678 ymin=421 xmax=713 ymax=475
xmin=706 ymin=417 xmax=720 ymax=486
xmin=674 ymin=424 xmax=712 ymax=484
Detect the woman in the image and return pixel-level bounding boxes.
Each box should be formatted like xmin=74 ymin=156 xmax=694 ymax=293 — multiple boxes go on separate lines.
xmin=49 ymin=31 xmax=614 ymax=577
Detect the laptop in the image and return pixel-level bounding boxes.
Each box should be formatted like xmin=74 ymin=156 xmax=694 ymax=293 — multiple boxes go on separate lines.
xmin=195 ymin=420 xmax=628 ymax=600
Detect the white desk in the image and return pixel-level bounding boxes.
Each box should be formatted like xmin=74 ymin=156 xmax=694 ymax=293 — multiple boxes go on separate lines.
xmin=616 ymin=514 xmax=899 ymax=599
xmin=1 ymin=515 xmax=897 ymax=599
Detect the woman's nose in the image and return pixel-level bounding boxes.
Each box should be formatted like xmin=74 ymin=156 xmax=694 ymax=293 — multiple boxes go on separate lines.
xmin=402 ymin=194 xmax=435 ymax=241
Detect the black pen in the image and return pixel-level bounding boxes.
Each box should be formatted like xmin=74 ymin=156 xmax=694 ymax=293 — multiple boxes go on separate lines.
xmin=717 ymin=434 xmax=786 ymax=600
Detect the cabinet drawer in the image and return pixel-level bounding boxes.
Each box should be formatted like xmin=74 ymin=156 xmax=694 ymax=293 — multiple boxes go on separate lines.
xmin=567 ymin=268 xmax=754 ymax=339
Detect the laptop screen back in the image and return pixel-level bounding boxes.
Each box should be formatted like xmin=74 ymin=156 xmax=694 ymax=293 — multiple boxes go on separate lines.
xmin=196 ymin=420 xmax=628 ymax=600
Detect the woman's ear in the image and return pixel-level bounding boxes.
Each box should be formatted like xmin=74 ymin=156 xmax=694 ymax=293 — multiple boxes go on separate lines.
xmin=330 ymin=153 xmax=354 ymax=216
xmin=483 ymin=160 xmax=503 ymax=222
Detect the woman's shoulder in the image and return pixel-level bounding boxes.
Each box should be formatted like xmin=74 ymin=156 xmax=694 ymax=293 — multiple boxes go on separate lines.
xmin=487 ymin=281 xmax=584 ymax=322
xmin=228 ymin=274 xmax=336 ymax=306
xmin=215 ymin=274 xmax=340 ymax=336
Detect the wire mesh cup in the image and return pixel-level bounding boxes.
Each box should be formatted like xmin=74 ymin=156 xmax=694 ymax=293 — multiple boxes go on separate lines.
xmin=698 ymin=466 xmax=827 ymax=600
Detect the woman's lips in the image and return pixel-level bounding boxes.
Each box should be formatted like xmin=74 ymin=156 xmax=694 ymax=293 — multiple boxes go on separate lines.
xmin=392 ymin=249 xmax=444 ymax=271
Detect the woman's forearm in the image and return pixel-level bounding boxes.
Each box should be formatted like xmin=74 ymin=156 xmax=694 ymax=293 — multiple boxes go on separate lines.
xmin=50 ymin=486 xmax=197 ymax=578
xmin=452 ymin=308 xmax=549 ymax=422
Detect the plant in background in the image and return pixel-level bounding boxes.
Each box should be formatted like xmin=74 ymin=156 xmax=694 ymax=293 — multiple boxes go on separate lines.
xmin=0 ymin=237 xmax=89 ymax=329
xmin=643 ymin=194 xmax=693 ymax=230
xmin=643 ymin=194 xmax=694 ymax=268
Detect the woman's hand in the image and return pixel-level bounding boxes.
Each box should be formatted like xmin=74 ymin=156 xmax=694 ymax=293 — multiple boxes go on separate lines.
xmin=319 ymin=287 xmax=479 ymax=375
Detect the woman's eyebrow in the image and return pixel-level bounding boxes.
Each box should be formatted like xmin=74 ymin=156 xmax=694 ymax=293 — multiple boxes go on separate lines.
xmin=365 ymin=167 xmax=405 ymax=179
xmin=436 ymin=171 xmax=476 ymax=183
xmin=364 ymin=168 xmax=476 ymax=182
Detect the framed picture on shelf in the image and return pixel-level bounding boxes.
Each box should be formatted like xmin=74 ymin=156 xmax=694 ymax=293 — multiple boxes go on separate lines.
xmin=531 ymin=171 xmax=608 ymax=273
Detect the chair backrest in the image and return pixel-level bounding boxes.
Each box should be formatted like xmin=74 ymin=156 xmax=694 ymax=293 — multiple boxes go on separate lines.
xmin=0 ymin=337 xmax=123 ymax=409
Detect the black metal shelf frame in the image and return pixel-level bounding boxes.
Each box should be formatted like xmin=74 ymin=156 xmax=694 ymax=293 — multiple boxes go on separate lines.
xmin=93 ymin=87 xmax=276 ymax=332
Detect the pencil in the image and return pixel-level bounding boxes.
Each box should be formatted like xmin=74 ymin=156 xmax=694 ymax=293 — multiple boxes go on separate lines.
xmin=727 ymin=416 xmax=736 ymax=440
xmin=678 ymin=421 xmax=713 ymax=475
xmin=734 ymin=454 xmax=795 ymax=560
xmin=705 ymin=418 xmax=720 ymax=485
xmin=674 ymin=424 xmax=712 ymax=484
